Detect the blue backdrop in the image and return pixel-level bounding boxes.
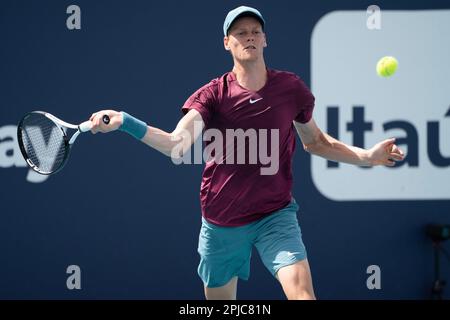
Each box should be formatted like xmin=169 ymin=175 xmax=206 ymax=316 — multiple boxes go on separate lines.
xmin=1 ymin=0 xmax=449 ymax=299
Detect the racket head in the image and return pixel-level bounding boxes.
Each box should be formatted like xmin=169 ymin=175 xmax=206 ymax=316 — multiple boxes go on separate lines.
xmin=17 ymin=111 xmax=71 ymax=175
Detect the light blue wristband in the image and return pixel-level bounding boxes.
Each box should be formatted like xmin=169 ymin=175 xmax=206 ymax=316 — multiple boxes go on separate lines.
xmin=119 ymin=111 xmax=148 ymax=140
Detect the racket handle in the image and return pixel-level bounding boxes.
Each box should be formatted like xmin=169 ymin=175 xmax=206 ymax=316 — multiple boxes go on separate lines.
xmin=79 ymin=121 xmax=93 ymax=132
xmin=79 ymin=115 xmax=110 ymax=132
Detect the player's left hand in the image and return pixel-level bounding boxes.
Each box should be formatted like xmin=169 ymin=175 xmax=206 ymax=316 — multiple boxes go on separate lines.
xmin=368 ymin=138 xmax=405 ymax=166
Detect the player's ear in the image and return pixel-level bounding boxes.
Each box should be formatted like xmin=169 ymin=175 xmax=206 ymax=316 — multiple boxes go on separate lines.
xmin=224 ymin=36 xmax=231 ymax=51
xmin=263 ymin=34 xmax=268 ymax=48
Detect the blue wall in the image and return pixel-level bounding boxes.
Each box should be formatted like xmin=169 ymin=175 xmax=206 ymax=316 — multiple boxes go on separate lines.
xmin=1 ymin=0 xmax=449 ymax=299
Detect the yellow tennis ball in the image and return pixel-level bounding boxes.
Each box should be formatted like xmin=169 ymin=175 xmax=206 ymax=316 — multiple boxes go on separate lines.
xmin=376 ymin=56 xmax=398 ymax=77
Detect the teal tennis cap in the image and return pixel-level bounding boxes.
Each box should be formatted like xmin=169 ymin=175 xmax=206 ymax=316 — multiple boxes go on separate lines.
xmin=223 ymin=6 xmax=265 ymax=36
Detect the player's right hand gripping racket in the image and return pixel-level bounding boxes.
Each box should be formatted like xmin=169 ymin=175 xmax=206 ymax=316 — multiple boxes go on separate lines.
xmin=17 ymin=111 xmax=110 ymax=175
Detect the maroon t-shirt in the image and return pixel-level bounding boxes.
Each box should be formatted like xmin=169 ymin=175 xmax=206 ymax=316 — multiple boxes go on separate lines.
xmin=181 ymin=69 xmax=315 ymax=226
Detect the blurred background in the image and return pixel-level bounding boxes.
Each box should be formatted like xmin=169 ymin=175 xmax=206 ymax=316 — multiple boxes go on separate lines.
xmin=0 ymin=0 xmax=449 ymax=299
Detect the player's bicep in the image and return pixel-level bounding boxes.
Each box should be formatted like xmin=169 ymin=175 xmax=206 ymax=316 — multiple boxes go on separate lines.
xmin=293 ymin=119 xmax=322 ymax=147
xmin=172 ymin=109 xmax=205 ymax=148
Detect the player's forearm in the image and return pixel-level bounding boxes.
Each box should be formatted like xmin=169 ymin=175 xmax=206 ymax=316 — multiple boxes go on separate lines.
xmin=90 ymin=110 xmax=200 ymax=159
xmin=305 ymin=132 xmax=372 ymax=166
xmin=110 ymin=111 xmax=186 ymax=158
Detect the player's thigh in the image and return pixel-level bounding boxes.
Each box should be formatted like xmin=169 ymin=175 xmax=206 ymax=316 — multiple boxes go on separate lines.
xmin=253 ymin=200 xmax=307 ymax=277
xmin=204 ymin=276 xmax=238 ymax=300
xmin=198 ymin=218 xmax=252 ymax=289
xmin=277 ymin=259 xmax=315 ymax=300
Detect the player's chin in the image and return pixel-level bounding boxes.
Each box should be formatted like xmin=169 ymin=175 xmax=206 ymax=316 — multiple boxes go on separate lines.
xmin=240 ymin=54 xmax=258 ymax=62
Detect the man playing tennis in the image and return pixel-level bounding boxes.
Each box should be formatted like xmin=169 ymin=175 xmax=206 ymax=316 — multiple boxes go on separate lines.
xmin=89 ymin=6 xmax=404 ymax=300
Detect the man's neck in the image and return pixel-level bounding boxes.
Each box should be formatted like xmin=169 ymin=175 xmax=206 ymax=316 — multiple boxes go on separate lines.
xmin=232 ymin=60 xmax=267 ymax=92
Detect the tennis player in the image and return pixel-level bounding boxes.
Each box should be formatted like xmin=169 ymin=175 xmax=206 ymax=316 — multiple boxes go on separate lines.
xmin=89 ymin=6 xmax=404 ymax=300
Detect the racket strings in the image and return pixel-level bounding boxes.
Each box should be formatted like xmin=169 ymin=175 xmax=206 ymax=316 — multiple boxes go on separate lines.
xmin=20 ymin=114 xmax=67 ymax=173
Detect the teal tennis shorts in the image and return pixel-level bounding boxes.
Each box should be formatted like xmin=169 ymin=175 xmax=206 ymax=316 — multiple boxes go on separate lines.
xmin=197 ymin=198 xmax=307 ymax=288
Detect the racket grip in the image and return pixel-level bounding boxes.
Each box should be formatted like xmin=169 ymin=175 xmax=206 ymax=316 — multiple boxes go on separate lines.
xmin=79 ymin=121 xmax=93 ymax=132
xmin=79 ymin=115 xmax=110 ymax=132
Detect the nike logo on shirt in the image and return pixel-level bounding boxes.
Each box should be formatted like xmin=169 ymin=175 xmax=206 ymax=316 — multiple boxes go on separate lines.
xmin=249 ymin=98 xmax=263 ymax=104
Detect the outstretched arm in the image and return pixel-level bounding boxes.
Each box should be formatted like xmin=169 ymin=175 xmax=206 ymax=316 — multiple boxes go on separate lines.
xmin=294 ymin=118 xmax=404 ymax=166
xmin=89 ymin=109 xmax=204 ymax=159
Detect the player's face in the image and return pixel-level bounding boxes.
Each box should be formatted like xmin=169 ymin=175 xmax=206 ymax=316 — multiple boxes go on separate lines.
xmin=224 ymin=17 xmax=267 ymax=62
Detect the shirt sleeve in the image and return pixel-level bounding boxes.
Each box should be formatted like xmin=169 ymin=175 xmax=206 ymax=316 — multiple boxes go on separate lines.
xmin=181 ymin=81 xmax=218 ymax=128
xmin=293 ymin=76 xmax=315 ymax=124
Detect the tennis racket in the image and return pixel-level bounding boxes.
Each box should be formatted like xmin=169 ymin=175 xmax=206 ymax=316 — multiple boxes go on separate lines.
xmin=17 ymin=111 xmax=110 ymax=175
